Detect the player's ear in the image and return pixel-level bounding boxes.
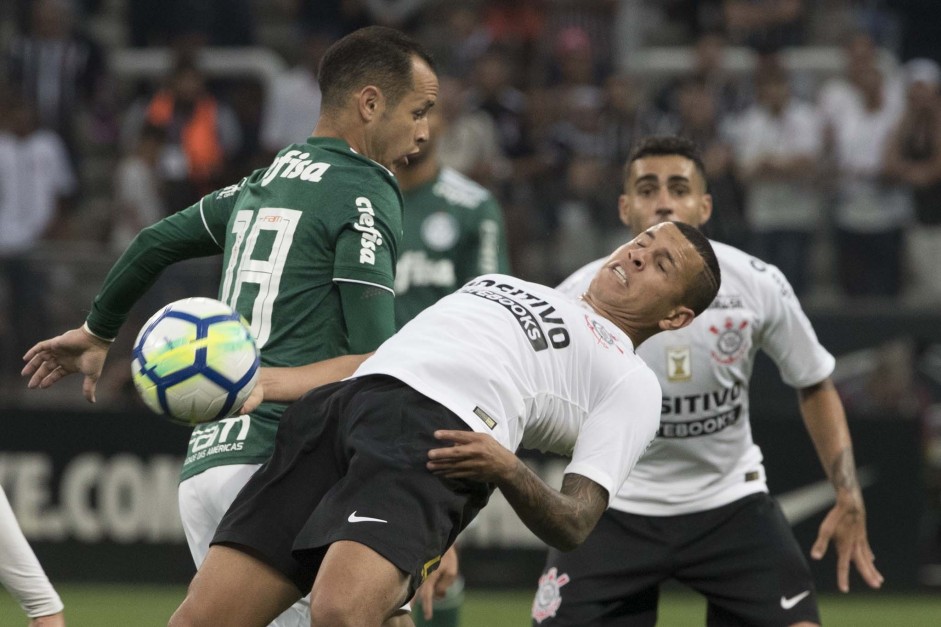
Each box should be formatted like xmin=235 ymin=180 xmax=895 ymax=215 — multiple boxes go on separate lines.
xmin=659 ymin=306 xmax=695 ymax=331
xmin=358 ymin=85 xmax=383 ymax=121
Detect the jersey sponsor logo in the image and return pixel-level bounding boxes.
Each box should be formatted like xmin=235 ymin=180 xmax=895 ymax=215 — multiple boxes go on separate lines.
xmin=354 ymin=197 xmax=384 ymax=265
xmin=658 ymin=406 xmax=742 ymax=438
xmin=347 ymin=511 xmax=387 ymax=524
xmin=421 ymin=211 xmax=459 ymax=251
xmin=532 ymin=567 xmax=570 ymax=623
xmin=667 ymin=345 xmax=692 ymax=381
xmin=395 ymin=251 xmax=455 ymax=293
xmin=780 ymin=590 xmax=811 ymax=610
xmin=461 ymin=279 xmax=570 ymax=352
xmin=709 ymin=317 xmax=750 ymax=365
xmin=261 ymin=150 xmax=331 ymax=186
xmin=184 ymin=415 xmax=251 ymax=465
xmin=661 ymin=383 xmax=742 ymax=415
xmin=585 ymin=315 xmax=625 ymax=354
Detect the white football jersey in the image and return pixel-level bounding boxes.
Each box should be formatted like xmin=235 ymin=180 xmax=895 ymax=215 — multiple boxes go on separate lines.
xmin=356 ymin=274 xmax=662 ymax=503
xmin=557 ymin=241 xmax=835 ymax=515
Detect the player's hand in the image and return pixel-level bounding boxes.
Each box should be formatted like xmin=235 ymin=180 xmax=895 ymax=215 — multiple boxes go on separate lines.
xmin=237 ymin=380 xmax=264 ymax=415
xmin=810 ymin=490 xmax=884 ymax=592
xmin=412 ymin=545 xmax=460 ymax=620
xmin=22 ymin=327 xmax=111 ymax=403
xmin=28 ymin=610 xmax=66 ymax=626
xmin=427 ymin=430 xmax=517 ymax=483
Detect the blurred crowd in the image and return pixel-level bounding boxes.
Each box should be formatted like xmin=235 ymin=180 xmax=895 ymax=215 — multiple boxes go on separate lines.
xmin=2 ymin=0 xmax=941 ymax=381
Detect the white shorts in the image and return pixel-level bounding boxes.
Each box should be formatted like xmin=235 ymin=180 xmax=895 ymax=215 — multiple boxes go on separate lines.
xmin=178 ymin=463 xmax=311 ymax=627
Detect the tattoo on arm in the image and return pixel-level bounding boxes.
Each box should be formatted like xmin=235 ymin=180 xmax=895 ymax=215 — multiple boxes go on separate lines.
xmin=830 ymin=447 xmax=859 ymax=493
xmin=498 ymin=468 xmax=608 ymax=551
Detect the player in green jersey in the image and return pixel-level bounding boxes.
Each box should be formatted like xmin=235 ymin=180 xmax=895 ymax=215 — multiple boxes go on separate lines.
xmin=22 ymin=26 xmax=438 ymax=627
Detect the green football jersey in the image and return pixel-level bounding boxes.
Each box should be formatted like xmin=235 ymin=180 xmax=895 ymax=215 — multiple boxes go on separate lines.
xmin=86 ymin=137 xmax=402 ymax=480
xmin=394 ymin=167 xmax=510 ymax=327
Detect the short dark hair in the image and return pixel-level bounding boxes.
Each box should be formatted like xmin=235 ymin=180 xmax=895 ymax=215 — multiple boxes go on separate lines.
xmin=672 ymin=221 xmax=721 ymax=316
xmin=625 ymin=135 xmax=708 ymax=191
xmin=318 ymin=26 xmax=436 ymax=111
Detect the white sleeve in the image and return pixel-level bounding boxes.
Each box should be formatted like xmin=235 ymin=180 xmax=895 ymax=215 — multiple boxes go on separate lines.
xmin=564 ymin=367 xmax=661 ymax=504
xmin=0 ymin=486 xmax=64 ymax=618
xmin=753 ymin=262 xmax=835 ymax=388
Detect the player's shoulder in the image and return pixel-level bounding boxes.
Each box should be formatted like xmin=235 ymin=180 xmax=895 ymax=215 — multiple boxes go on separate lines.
xmin=431 ymin=167 xmax=496 ymax=210
xmin=711 ymin=240 xmax=798 ymax=304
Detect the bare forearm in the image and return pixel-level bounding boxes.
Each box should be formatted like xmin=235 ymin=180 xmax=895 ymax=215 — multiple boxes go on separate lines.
xmin=799 ymin=379 xmax=860 ymax=496
xmin=259 ymin=353 xmax=370 ymax=402
xmin=497 ymin=468 xmax=607 ymax=551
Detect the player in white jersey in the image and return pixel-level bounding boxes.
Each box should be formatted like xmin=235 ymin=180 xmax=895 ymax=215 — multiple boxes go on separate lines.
xmin=166 ymin=221 xmax=721 ymax=627
xmin=0 ymin=485 xmax=65 ymax=626
xmin=531 ymin=136 xmax=883 ymax=627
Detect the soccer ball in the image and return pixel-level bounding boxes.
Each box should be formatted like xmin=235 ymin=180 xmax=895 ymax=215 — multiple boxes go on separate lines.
xmin=131 ymin=297 xmax=260 ymax=425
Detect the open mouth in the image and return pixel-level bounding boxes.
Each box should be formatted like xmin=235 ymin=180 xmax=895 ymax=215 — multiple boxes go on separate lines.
xmin=612 ymin=265 xmax=628 ymax=285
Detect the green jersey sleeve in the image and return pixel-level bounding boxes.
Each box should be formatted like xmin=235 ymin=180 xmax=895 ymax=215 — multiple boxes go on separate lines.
xmin=338 ymin=281 xmax=396 ymax=352
xmin=332 ymin=184 xmax=400 ymax=291
xmin=86 ymin=185 xmax=242 ymax=338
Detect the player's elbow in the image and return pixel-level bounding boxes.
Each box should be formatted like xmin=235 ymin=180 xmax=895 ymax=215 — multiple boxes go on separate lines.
xmin=547 ymin=519 xmax=596 ymax=552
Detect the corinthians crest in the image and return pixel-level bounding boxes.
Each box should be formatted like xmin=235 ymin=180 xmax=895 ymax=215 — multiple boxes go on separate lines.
xmin=709 ymin=316 xmax=750 ymax=365
xmin=532 ymin=567 xmax=570 ymax=623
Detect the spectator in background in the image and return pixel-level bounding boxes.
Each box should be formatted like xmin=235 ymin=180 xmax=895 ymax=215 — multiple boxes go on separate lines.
xmin=416 ymin=4 xmax=493 ymax=80
xmin=722 ymin=0 xmax=808 ymax=49
xmin=260 ymin=32 xmax=332 ymax=157
xmin=5 ymin=0 xmax=108 ymax=166
xmin=819 ymin=31 xmax=907 ymax=298
xmin=111 ymin=124 xmax=167 ymax=252
xmin=292 ymin=0 xmax=370 ymax=41
xmin=465 ymin=48 xmax=539 ymax=278
xmin=728 ymin=67 xmax=823 ymax=296
xmin=539 ymin=86 xmax=622 ymax=277
xmin=654 ymin=30 xmax=750 ymax=122
xmin=481 ymin=0 xmax=546 ymax=74
xmin=435 ymin=75 xmax=508 ymax=187
xmin=601 ymin=73 xmax=665 ymax=168
xmin=362 ymin=0 xmax=433 ymax=32
xmin=541 ymin=25 xmax=609 ymax=92
xmin=123 ymin=56 xmax=242 ymax=208
xmin=661 ymin=75 xmax=747 ymax=248
xmin=884 ymin=58 xmax=941 ymax=304
xmin=0 ymin=95 xmax=76 ymax=372
xmin=127 ymin=0 xmax=255 ymax=48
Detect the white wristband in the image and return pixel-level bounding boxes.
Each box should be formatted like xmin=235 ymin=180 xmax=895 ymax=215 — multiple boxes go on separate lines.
xmin=82 ymin=321 xmax=115 ymax=343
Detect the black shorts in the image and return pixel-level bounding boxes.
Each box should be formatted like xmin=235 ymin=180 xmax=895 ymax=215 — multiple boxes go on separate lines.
xmin=212 ymin=375 xmax=491 ymax=598
xmin=532 ymin=493 xmax=820 ymax=626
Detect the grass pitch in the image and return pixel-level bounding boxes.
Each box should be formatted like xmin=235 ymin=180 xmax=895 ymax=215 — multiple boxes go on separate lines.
xmin=2 ymin=585 xmax=940 ymax=626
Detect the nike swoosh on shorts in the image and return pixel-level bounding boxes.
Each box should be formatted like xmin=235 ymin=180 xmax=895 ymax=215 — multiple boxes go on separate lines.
xmin=780 ymin=590 xmax=811 ymax=610
xmin=348 ymin=511 xmax=388 ymax=523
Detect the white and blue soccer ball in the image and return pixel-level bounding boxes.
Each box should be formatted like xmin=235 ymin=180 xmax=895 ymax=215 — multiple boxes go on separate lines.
xmin=131 ymin=297 xmax=260 ymax=425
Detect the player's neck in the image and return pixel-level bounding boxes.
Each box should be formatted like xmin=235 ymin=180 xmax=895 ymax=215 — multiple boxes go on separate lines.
xmin=579 ymin=294 xmax=649 ymax=349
